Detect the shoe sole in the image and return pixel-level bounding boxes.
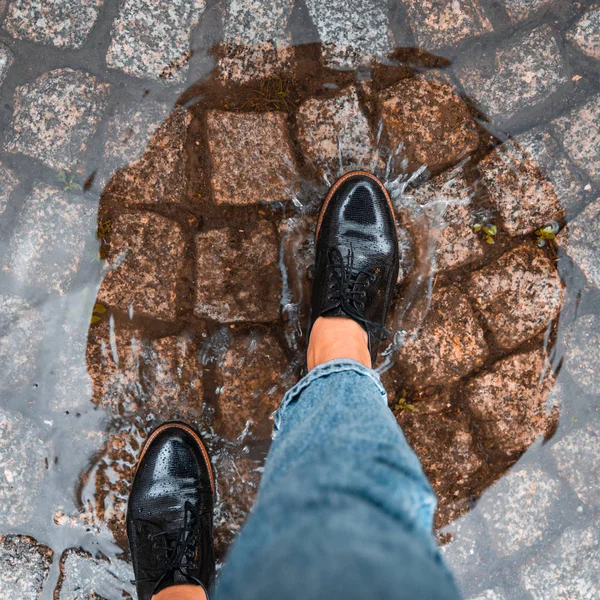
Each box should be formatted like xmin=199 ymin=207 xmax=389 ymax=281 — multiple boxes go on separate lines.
xmin=133 ymin=421 xmax=215 ymax=495
xmin=315 ymin=170 xmax=398 ymax=241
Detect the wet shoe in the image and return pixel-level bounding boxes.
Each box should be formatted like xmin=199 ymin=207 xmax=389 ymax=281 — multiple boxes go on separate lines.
xmin=127 ymin=422 xmax=215 ymax=600
xmin=309 ymin=171 xmax=399 ymax=365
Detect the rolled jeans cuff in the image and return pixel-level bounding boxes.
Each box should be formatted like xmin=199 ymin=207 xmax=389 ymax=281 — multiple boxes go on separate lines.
xmin=273 ymin=359 xmax=387 ymax=437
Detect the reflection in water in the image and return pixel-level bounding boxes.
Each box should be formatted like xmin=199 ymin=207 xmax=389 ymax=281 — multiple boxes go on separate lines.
xmin=0 ymin=3 xmax=599 ymax=596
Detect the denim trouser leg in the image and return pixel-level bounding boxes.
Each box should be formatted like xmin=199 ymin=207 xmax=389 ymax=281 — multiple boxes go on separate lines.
xmin=215 ymin=359 xmax=462 ymax=600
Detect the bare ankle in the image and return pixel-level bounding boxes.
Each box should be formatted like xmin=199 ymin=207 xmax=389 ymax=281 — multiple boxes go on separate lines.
xmin=307 ymin=316 xmax=371 ymax=370
xmin=153 ymin=584 xmax=207 ymax=600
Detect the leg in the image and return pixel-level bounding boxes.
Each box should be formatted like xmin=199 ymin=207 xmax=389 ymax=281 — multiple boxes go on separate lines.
xmin=215 ymin=359 xmax=461 ymax=600
xmin=216 ymin=173 xmax=461 ymax=599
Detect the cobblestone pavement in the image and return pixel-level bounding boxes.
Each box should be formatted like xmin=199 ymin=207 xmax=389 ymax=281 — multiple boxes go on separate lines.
xmin=0 ymin=0 xmax=599 ymax=598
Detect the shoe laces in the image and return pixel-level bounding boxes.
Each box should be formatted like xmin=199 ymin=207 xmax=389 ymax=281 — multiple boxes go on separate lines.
xmin=134 ymin=501 xmax=200 ymax=584
xmin=326 ymin=246 xmax=391 ymax=343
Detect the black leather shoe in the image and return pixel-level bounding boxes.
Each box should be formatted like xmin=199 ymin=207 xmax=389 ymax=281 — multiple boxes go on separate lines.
xmin=127 ymin=422 xmax=215 ymax=600
xmin=309 ymin=171 xmax=399 ymax=365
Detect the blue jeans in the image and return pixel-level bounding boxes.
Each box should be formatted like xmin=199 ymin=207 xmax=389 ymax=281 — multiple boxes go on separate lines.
xmin=215 ymin=360 xmax=462 ymax=600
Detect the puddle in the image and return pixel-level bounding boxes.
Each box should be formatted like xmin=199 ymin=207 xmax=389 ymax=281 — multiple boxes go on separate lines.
xmin=0 ymin=0 xmax=599 ymax=598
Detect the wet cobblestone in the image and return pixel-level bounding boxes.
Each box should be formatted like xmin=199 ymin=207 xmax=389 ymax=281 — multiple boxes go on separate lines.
xmin=466 ymin=244 xmax=563 ymax=350
xmin=463 ymin=348 xmax=556 ymax=456
xmin=478 ymin=140 xmax=564 ymax=236
xmin=297 ymin=87 xmax=377 ymax=179
xmin=396 ymin=284 xmax=488 ymax=387
xmin=215 ymin=329 xmax=292 ymax=440
xmin=87 ymin=322 xmax=204 ymax=419
xmin=398 ymin=391 xmax=483 ymax=516
xmin=407 ymin=168 xmax=484 ymax=271
xmin=194 ymin=222 xmax=281 ymax=322
xmin=97 ymin=211 xmax=187 ymax=320
xmin=380 ymin=76 xmax=478 ymax=172
xmin=206 ymin=111 xmax=299 ymax=205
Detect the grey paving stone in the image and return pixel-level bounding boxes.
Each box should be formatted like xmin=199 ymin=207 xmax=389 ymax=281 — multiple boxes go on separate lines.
xmin=106 ymin=0 xmax=206 ymax=83
xmin=97 ymin=211 xmax=186 ymax=320
xmin=519 ymin=521 xmax=600 ymax=600
xmin=406 ymin=167 xmax=484 ymax=271
xmin=304 ymin=0 xmax=394 ymax=69
xmin=0 ymin=406 xmax=49 ymax=526
xmin=396 ymin=284 xmax=488 ymax=387
xmin=551 ymin=94 xmax=600 ymax=181
xmin=194 ymin=222 xmax=281 ymax=322
xmin=5 ymin=0 xmax=103 ymax=49
xmin=206 ymin=111 xmax=299 ymax=205
xmin=5 ymin=68 xmax=110 ymax=171
xmin=454 ymin=26 xmax=567 ymax=127
xmin=55 ymin=548 xmax=135 ymax=599
xmin=563 ymin=314 xmax=600 ymax=391
xmin=0 ymin=535 xmax=53 ymax=600
xmin=403 ymin=0 xmax=493 ymax=51
xmin=0 ymin=160 xmax=19 ymax=216
xmin=498 ymin=0 xmax=553 ymax=23
xmin=567 ymin=6 xmax=600 ymax=60
xmin=215 ymin=328 xmax=294 ymax=440
xmin=464 ymin=348 xmax=556 ymax=456
xmin=3 ymin=184 xmax=96 ymax=295
xmin=466 ymin=243 xmax=563 ymax=350
xmin=0 ymin=42 xmax=13 ymax=89
xmin=0 ymin=293 xmax=45 ymax=390
xmin=514 ymin=126 xmax=591 ymax=219
xmin=97 ymin=99 xmax=170 ymax=190
xmin=101 ymin=105 xmax=190 ymax=204
xmin=557 ymin=199 xmax=600 ymax=288
xmin=297 ymin=87 xmax=378 ymax=180
xmin=478 ymin=465 xmax=563 ymax=557
xmin=551 ymin=424 xmax=600 ymax=507
xmin=219 ymin=0 xmax=294 ymax=83
xmin=381 ymin=75 xmax=478 ymax=172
